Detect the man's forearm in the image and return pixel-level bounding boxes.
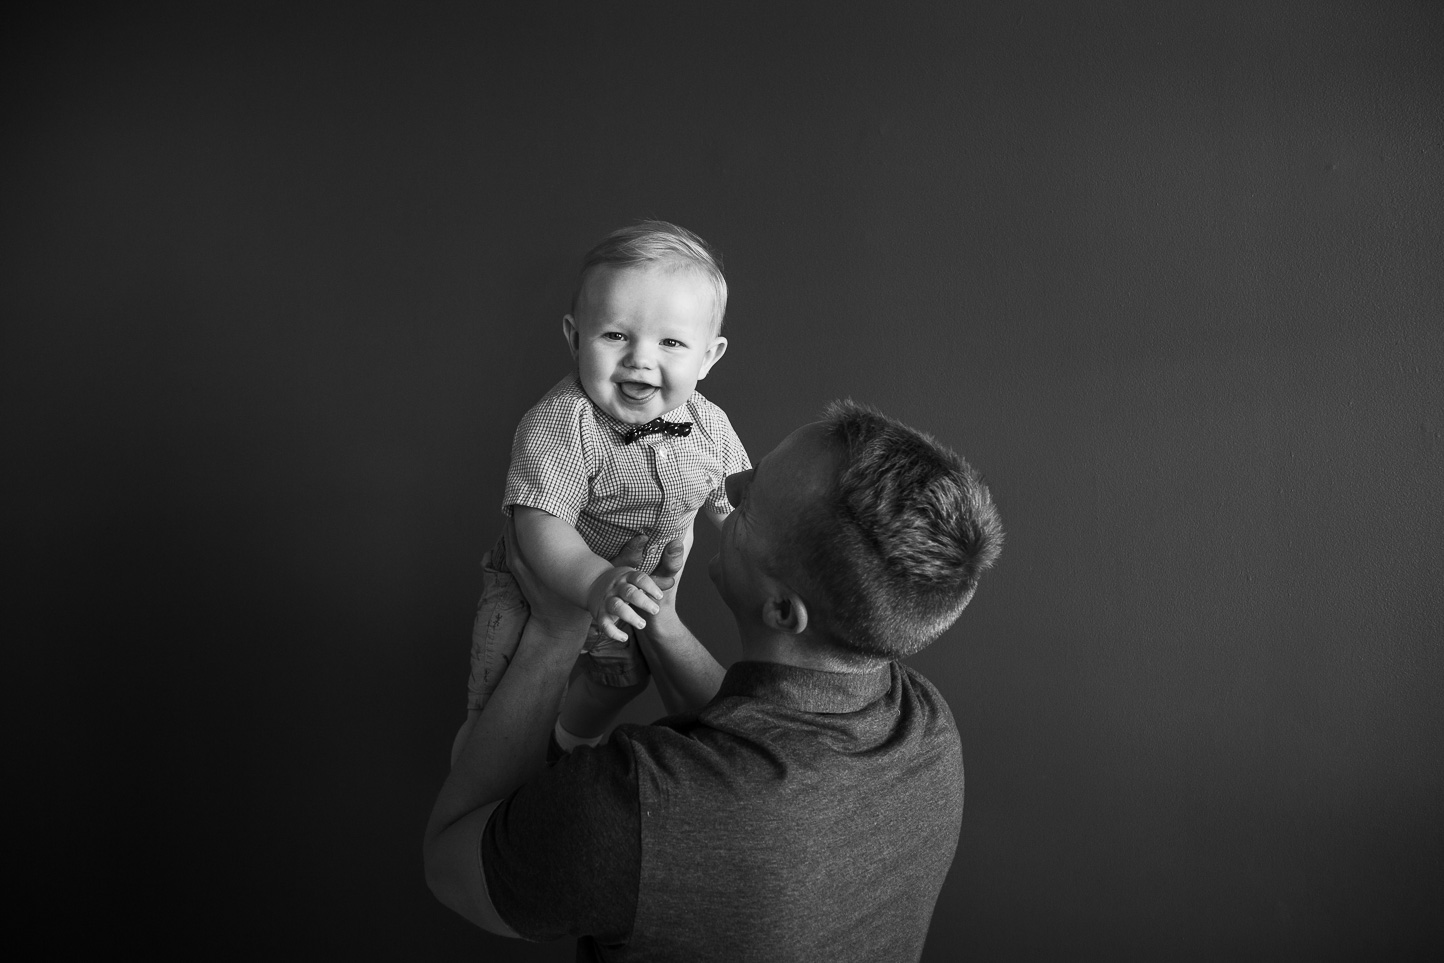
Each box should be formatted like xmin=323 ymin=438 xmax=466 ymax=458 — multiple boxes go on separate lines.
xmin=424 ymin=511 xmax=601 ymax=931
xmin=424 ymin=614 xmax=583 ymax=906
xmin=637 ymin=610 xmax=725 ymax=716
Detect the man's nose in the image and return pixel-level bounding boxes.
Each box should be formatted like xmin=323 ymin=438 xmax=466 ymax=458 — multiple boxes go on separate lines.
xmin=725 ymin=469 xmax=753 ymax=509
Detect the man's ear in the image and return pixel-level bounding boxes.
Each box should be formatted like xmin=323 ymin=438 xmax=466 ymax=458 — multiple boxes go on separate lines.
xmin=562 ymin=314 xmax=580 ymax=361
xmin=763 ymin=589 xmax=809 ymax=636
xmin=695 ymin=336 xmax=728 ymax=381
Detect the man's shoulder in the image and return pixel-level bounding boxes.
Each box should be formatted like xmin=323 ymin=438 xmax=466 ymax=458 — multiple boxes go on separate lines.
xmin=605 ymin=669 xmax=963 ymax=961
xmin=895 ymin=663 xmax=964 ymax=767
xmin=500 ymin=731 xmax=644 ymax=836
xmin=606 ymin=717 xmax=738 ymax=783
xmin=897 ymin=662 xmax=958 ymax=722
xmin=607 ymin=716 xmax=704 ymax=757
xmin=612 ymin=666 xmax=958 ymax=782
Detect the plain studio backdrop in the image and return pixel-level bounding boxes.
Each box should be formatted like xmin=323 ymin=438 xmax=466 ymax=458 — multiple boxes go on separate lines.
xmin=4 ymin=2 xmax=1441 ymax=959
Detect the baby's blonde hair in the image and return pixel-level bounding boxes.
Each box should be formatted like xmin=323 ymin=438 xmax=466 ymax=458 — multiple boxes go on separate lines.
xmin=573 ymin=220 xmax=728 ymax=334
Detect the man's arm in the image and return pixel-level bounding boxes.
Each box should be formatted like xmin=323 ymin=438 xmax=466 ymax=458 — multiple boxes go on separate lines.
xmin=423 ymin=521 xmax=592 ymax=932
xmin=422 ymin=531 xmax=721 ymax=932
xmin=636 ymin=538 xmax=726 ymax=716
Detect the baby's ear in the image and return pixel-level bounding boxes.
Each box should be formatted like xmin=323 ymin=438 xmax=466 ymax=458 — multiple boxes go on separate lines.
xmin=696 ymin=336 xmax=728 ymax=380
xmin=561 ymin=315 xmax=580 ymax=360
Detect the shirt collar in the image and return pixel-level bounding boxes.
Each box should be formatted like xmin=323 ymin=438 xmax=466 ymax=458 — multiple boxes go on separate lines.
xmin=715 ymin=660 xmax=894 ymax=714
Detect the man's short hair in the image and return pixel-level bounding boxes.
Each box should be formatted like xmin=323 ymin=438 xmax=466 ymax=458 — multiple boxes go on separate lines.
xmin=796 ymin=401 xmax=1004 ymax=659
xmin=573 ymin=220 xmax=728 ymax=334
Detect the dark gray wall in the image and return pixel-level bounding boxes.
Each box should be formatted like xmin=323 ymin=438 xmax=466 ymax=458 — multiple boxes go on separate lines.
xmin=6 ymin=2 xmax=1441 ymax=959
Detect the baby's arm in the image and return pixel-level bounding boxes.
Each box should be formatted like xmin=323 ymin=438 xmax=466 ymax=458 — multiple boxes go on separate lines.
xmin=512 ymin=506 xmax=662 ymax=642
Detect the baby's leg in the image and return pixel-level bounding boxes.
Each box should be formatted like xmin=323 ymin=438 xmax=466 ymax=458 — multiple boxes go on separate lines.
xmin=452 ymin=539 xmax=529 ymax=767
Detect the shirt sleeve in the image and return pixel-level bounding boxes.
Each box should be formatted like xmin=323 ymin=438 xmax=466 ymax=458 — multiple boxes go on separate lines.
xmin=481 ymin=735 xmax=642 ymax=943
xmin=502 ymin=398 xmax=593 ymax=524
xmin=704 ymin=408 xmax=751 ymax=518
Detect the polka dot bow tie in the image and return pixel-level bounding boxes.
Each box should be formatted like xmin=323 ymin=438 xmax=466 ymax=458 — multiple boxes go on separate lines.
xmin=622 ymin=418 xmax=694 ymax=444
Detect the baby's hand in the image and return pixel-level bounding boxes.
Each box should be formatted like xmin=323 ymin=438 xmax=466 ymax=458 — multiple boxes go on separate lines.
xmin=586 ymin=566 xmax=664 ymax=642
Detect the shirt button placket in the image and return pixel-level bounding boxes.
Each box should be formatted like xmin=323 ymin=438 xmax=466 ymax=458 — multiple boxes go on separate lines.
xmin=655 ymin=443 xmax=679 ymax=537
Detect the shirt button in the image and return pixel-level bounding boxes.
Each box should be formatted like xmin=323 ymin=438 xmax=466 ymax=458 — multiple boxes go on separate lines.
xmin=657 ymin=447 xmax=669 ymax=461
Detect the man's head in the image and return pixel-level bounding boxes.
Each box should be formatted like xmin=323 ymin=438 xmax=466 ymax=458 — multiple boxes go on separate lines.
xmin=564 ymin=221 xmax=729 ymax=424
xmin=711 ymin=401 xmax=1003 ymax=661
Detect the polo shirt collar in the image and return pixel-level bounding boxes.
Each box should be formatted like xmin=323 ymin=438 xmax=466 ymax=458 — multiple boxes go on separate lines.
xmin=716 ymin=660 xmax=893 ymax=714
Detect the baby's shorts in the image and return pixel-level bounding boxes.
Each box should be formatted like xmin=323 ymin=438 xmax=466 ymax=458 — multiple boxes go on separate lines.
xmin=466 ymin=534 xmax=649 ymax=710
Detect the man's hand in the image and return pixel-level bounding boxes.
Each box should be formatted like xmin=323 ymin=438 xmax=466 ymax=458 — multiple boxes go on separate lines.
xmin=610 ymin=534 xmax=687 ymax=625
xmin=585 ymin=565 xmax=663 ymax=642
xmin=639 ymin=537 xmax=686 ymax=629
xmin=631 ymin=534 xmax=722 ymax=717
xmin=611 ymin=534 xmax=686 ymax=590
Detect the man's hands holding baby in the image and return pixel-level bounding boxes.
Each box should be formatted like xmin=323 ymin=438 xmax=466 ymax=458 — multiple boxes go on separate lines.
xmin=505 ymin=512 xmax=686 ymax=645
xmin=586 ymin=565 xmax=664 ymax=642
xmin=593 ymin=533 xmax=687 ymax=640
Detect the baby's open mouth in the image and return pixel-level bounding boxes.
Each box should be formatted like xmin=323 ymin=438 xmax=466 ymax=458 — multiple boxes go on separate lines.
xmin=618 ymin=382 xmax=658 ymax=402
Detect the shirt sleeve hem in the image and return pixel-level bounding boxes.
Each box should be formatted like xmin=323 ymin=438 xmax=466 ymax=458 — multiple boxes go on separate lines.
xmin=475 ymin=799 xmax=524 ymax=938
xmin=504 ymin=492 xmax=583 ymax=526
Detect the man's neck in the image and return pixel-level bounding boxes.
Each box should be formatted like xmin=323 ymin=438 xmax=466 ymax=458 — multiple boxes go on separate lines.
xmin=737 ymin=629 xmax=882 ymax=675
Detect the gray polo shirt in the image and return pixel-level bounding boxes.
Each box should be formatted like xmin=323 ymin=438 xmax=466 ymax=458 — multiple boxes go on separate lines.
xmin=482 ymin=659 xmax=965 ymax=962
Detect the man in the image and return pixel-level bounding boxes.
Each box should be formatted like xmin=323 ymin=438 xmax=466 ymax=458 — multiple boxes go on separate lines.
xmin=425 ymin=401 xmax=1003 ymax=961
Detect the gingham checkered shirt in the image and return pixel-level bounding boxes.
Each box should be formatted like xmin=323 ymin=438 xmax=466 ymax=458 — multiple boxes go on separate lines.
xmin=503 ymin=375 xmax=750 ymax=573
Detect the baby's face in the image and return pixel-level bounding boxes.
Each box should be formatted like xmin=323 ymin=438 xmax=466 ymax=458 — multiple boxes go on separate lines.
xmin=564 ymin=265 xmax=727 ymax=425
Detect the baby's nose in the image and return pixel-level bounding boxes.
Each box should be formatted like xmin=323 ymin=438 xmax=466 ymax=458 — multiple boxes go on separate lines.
xmin=624 ymin=343 xmax=656 ymax=367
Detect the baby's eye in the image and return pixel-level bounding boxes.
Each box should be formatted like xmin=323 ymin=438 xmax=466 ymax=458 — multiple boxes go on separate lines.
xmin=660 ymin=338 xmax=684 ymax=348
xmin=603 ymin=332 xmax=626 ymax=341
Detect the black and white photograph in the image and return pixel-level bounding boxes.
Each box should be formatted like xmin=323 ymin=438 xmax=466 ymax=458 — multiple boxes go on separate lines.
xmin=6 ymin=2 xmax=1441 ymax=959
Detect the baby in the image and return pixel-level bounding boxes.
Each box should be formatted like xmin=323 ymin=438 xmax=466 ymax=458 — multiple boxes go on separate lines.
xmin=453 ymin=221 xmax=749 ymax=763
